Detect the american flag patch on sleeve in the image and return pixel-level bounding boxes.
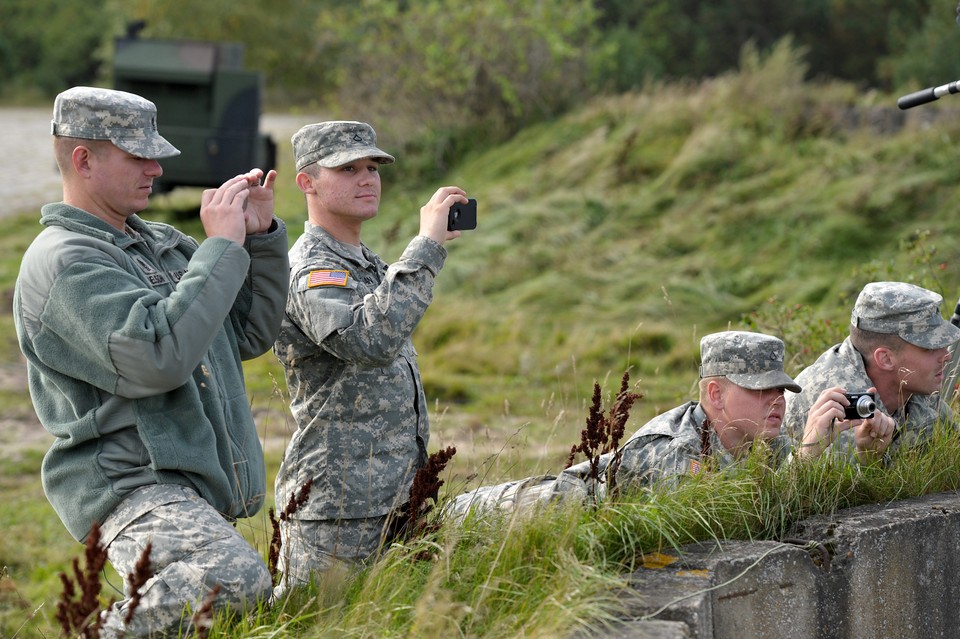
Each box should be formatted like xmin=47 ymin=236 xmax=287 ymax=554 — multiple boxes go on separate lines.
xmin=307 ymin=269 xmax=349 ymax=287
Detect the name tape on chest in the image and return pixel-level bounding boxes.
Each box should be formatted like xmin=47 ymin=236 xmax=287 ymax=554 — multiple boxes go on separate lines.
xmin=307 ymin=269 xmax=350 ymax=288
xmin=132 ymin=255 xmax=184 ymax=287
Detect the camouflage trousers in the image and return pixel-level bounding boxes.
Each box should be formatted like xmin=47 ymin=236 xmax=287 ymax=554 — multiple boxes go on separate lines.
xmin=274 ymin=514 xmax=393 ymax=596
xmin=97 ymin=484 xmax=271 ymax=638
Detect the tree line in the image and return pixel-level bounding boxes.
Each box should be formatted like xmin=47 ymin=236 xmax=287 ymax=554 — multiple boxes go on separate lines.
xmin=4 ymin=0 xmax=960 ymax=174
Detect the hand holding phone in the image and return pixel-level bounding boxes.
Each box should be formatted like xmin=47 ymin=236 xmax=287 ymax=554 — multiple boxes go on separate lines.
xmin=448 ymin=198 xmax=478 ymax=231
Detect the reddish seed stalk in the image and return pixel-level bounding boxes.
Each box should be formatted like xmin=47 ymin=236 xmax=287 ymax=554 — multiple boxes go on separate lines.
xmin=566 ymin=371 xmax=642 ymax=499
xmin=56 ymin=522 xmax=111 ymax=639
xmin=268 ymin=478 xmax=314 ymax=583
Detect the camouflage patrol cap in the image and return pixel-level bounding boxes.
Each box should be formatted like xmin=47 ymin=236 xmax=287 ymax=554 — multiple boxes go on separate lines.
xmin=699 ymin=331 xmax=802 ymax=392
xmin=851 ymin=281 xmax=960 ymax=349
xmin=292 ymin=121 xmax=395 ymax=171
xmin=51 ymin=86 xmax=180 ymax=159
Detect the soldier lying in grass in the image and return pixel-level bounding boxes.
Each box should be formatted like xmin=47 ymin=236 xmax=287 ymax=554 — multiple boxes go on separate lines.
xmin=447 ymin=330 xmax=895 ymax=520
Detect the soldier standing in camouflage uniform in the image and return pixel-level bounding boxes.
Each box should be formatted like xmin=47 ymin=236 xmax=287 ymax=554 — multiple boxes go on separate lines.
xmin=449 ymin=331 xmax=876 ymax=519
xmin=272 ymin=121 xmax=469 ymax=590
xmin=13 ymin=87 xmax=288 ymax=637
xmin=784 ymin=281 xmax=958 ymax=462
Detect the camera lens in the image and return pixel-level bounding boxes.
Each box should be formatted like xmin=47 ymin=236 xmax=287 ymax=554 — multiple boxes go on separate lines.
xmin=855 ymin=395 xmax=876 ymax=418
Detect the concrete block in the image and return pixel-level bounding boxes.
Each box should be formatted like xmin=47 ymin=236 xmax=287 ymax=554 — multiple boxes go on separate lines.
xmin=621 ymin=541 xmax=820 ymax=638
xmin=605 ymin=491 xmax=960 ymax=638
xmin=792 ymin=491 xmax=960 ymax=638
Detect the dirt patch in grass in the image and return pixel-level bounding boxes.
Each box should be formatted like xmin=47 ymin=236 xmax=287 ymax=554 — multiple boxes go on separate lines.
xmin=0 ymin=362 xmax=48 ymax=457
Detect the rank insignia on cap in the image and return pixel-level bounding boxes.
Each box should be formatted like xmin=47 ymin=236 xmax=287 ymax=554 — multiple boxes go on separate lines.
xmin=307 ymin=269 xmax=349 ymax=287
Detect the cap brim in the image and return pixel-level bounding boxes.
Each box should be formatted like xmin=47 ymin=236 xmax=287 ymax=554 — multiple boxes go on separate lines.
xmin=727 ymin=371 xmax=802 ymax=393
xmin=313 ymin=147 xmax=395 ymax=169
xmin=900 ymin=320 xmax=960 ymax=350
xmin=114 ymin=134 xmax=181 ymax=160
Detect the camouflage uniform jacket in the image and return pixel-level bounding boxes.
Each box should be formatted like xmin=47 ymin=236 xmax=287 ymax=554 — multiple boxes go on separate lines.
xmin=783 ymin=337 xmax=954 ymax=459
xmin=595 ymin=401 xmax=735 ymax=490
xmin=274 ymin=222 xmax=446 ymax=520
xmin=14 ymin=204 xmax=289 ymax=541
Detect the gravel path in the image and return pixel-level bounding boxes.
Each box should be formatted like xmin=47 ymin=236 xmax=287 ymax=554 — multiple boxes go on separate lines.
xmin=0 ymin=108 xmax=63 ymax=218
xmin=0 ymin=107 xmax=316 ymax=219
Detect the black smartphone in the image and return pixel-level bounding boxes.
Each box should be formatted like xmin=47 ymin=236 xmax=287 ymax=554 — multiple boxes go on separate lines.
xmin=447 ymin=198 xmax=478 ymax=231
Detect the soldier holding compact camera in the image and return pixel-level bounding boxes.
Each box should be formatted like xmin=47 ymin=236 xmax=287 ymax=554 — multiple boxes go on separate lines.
xmin=446 ymin=330 xmax=879 ymax=522
xmin=792 ymin=385 xmax=894 ymax=463
xmin=784 ymin=281 xmax=959 ymax=463
xmin=272 ymin=121 xmax=473 ymax=592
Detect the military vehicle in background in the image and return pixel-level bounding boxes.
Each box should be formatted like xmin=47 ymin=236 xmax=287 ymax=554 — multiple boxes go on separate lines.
xmin=113 ymin=32 xmax=276 ymax=194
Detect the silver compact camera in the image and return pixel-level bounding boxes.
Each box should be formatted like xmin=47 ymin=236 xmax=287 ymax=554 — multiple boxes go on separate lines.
xmin=843 ymin=392 xmax=876 ymax=420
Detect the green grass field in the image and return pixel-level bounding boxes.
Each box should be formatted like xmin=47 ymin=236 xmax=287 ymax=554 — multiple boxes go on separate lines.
xmin=6 ymin=49 xmax=960 ymax=637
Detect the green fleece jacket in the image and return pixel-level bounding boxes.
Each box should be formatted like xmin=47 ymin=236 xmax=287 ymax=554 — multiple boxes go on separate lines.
xmin=14 ymin=204 xmax=288 ymax=541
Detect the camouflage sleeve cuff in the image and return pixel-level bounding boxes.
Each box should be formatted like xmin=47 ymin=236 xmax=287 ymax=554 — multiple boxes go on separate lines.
xmin=400 ymin=235 xmax=448 ymax=276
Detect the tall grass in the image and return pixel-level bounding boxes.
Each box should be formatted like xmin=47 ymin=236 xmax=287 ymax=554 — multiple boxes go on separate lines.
xmin=207 ymin=423 xmax=960 ymax=638
xmin=8 ymin=410 xmax=960 ymax=637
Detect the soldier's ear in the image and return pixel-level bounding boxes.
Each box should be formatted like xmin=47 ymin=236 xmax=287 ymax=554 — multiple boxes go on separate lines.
xmin=704 ymin=378 xmax=725 ymax=410
xmin=295 ymin=171 xmax=316 ymax=195
xmin=872 ymin=346 xmax=897 ymax=372
xmin=71 ymin=145 xmax=95 ymax=176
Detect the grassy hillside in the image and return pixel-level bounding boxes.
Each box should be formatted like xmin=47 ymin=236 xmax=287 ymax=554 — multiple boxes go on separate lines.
xmin=14 ymin=42 xmax=957 ymax=481
xmin=7 ymin=43 xmax=960 ymax=638
xmin=356 ymin=43 xmax=960 ymax=479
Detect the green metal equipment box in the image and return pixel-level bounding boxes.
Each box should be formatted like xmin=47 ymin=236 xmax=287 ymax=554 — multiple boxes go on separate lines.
xmin=113 ymin=36 xmax=276 ymax=193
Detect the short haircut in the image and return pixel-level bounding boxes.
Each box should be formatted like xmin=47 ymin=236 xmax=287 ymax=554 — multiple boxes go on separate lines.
xmin=698 ymin=375 xmax=731 ymax=400
xmin=53 ymin=136 xmax=113 ymax=173
xmin=849 ymin=325 xmax=905 ymax=358
xmin=299 ymin=162 xmax=322 ymax=178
